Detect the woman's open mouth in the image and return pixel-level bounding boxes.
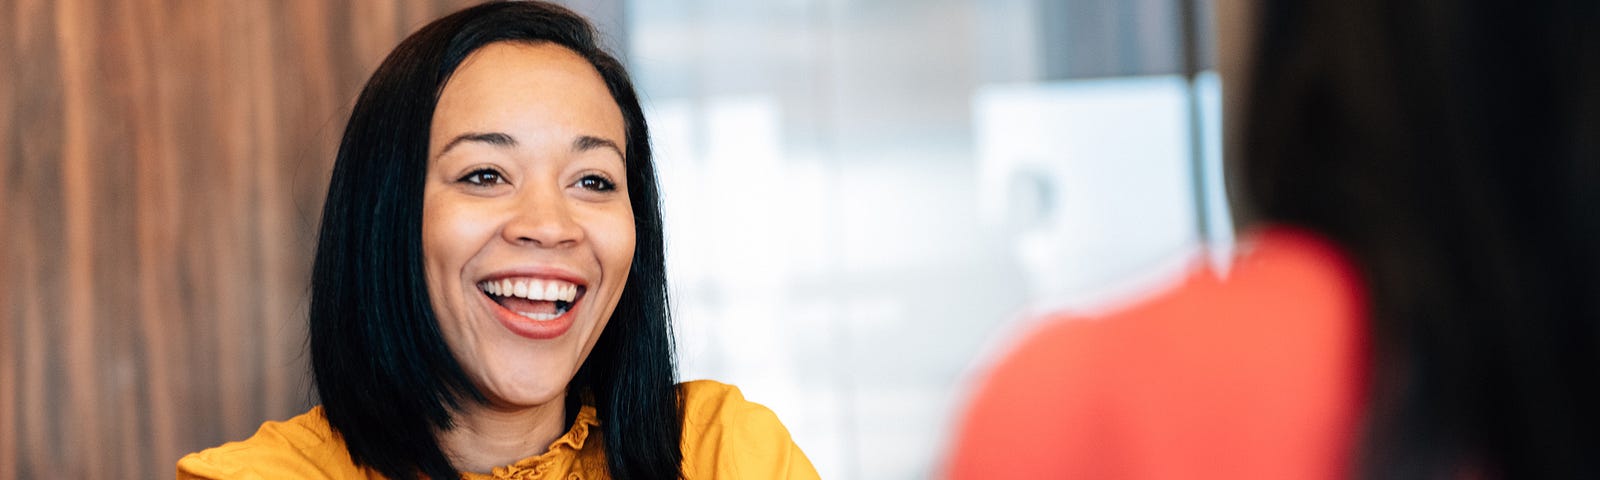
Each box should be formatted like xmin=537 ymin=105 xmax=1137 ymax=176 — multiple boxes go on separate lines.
xmin=477 ymin=278 xmax=586 ymax=322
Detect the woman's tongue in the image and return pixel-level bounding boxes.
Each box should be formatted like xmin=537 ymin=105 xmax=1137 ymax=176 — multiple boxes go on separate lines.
xmin=496 ymin=296 xmax=559 ymax=315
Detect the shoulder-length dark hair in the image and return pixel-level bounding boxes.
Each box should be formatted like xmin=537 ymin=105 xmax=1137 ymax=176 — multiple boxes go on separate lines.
xmin=308 ymin=2 xmax=681 ymax=479
xmin=1241 ymin=0 xmax=1600 ymax=477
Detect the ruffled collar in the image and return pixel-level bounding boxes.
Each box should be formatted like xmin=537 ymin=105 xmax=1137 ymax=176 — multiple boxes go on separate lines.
xmin=462 ymin=405 xmax=600 ymax=480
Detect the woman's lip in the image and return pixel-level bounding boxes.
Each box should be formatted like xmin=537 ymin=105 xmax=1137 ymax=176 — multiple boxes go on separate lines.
xmin=478 ymin=266 xmax=588 ymax=287
xmin=478 ymin=285 xmax=578 ymax=340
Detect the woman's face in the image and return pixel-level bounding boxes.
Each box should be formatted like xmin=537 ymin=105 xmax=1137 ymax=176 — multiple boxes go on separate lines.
xmin=423 ymin=42 xmax=634 ymax=409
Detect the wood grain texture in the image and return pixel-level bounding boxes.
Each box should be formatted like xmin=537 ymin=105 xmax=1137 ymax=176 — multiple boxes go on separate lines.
xmin=1 ymin=1 xmax=478 ymax=478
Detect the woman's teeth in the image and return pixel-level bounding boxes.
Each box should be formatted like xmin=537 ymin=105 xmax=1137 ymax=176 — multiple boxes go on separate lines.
xmin=516 ymin=311 xmax=562 ymax=321
xmin=478 ymin=278 xmax=580 ymax=321
xmin=478 ymin=278 xmax=579 ymax=302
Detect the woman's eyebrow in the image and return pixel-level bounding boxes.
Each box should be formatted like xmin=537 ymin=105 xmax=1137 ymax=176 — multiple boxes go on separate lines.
xmin=436 ymin=132 xmax=517 ymax=158
xmin=436 ymin=133 xmax=621 ymax=160
xmin=573 ymin=135 xmax=623 ymax=160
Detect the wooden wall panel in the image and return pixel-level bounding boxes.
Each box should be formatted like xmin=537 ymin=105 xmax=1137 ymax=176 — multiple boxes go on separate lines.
xmin=2 ymin=1 xmax=479 ymax=478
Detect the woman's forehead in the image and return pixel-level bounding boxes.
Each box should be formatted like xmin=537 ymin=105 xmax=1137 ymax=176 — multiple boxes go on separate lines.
xmin=431 ymin=42 xmax=626 ymax=158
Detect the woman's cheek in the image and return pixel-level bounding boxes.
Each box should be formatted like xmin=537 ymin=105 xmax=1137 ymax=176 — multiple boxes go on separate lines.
xmin=436 ymin=200 xmax=499 ymax=248
xmin=422 ymin=198 xmax=499 ymax=300
xmin=599 ymin=205 xmax=636 ymax=270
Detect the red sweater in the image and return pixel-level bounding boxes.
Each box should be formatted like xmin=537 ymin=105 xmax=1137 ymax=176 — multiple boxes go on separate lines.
xmin=948 ymin=228 xmax=1368 ymax=479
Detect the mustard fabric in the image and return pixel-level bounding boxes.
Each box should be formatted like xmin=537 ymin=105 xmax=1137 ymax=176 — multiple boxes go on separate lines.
xmin=177 ymin=380 xmax=819 ymax=479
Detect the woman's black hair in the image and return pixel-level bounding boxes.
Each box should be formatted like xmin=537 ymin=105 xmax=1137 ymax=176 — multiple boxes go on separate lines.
xmin=308 ymin=2 xmax=682 ymax=478
xmin=1241 ymin=0 xmax=1600 ymax=477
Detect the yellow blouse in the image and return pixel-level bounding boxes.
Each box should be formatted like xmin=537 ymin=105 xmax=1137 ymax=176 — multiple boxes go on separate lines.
xmin=177 ymin=380 xmax=819 ymax=479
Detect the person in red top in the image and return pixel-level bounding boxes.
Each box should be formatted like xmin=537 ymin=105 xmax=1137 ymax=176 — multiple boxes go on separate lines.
xmin=951 ymin=229 xmax=1368 ymax=479
xmin=948 ymin=0 xmax=1600 ymax=478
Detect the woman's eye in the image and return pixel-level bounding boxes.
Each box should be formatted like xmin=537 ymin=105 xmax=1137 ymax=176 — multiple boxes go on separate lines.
xmin=458 ymin=169 xmax=506 ymax=186
xmin=577 ymin=174 xmax=616 ymax=192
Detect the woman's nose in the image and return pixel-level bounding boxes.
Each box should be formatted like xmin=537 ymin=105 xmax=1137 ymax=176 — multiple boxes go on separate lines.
xmin=501 ymin=189 xmax=584 ymax=248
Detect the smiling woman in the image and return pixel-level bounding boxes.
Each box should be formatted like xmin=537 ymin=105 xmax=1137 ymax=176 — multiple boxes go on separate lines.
xmin=175 ymin=2 xmax=817 ymax=479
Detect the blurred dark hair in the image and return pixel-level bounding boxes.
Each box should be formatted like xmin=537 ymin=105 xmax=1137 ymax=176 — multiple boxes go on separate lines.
xmin=308 ymin=2 xmax=681 ymax=479
xmin=1241 ymin=0 xmax=1600 ymax=477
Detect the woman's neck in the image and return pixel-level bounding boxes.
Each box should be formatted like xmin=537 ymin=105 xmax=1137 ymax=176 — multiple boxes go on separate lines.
xmin=438 ymin=397 xmax=568 ymax=474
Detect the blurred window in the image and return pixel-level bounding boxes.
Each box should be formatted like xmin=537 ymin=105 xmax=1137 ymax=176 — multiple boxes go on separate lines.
xmin=615 ymin=0 xmax=1225 ymax=477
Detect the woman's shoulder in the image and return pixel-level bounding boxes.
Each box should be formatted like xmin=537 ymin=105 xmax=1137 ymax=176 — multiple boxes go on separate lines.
xmin=676 ymin=380 xmax=820 ymax=479
xmin=678 ymin=380 xmax=777 ymax=425
xmin=981 ymin=226 xmax=1366 ymax=406
xmin=1007 ymin=226 xmax=1362 ymax=371
xmin=948 ymin=227 xmax=1366 ymax=478
xmin=176 ymin=406 xmax=374 ymax=480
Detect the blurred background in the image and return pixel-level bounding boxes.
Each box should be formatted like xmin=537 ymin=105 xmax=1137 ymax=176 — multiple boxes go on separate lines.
xmin=0 ymin=0 xmax=1232 ymax=478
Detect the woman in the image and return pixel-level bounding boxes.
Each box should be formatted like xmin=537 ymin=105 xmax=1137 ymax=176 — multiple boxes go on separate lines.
xmin=948 ymin=0 xmax=1599 ymax=478
xmin=178 ymin=3 xmax=817 ymax=479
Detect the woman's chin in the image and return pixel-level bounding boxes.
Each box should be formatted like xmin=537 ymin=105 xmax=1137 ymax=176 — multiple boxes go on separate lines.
xmin=477 ymin=378 xmax=570 ymax=409
xmin=467 ymin=320 xmax=594 ymax=409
